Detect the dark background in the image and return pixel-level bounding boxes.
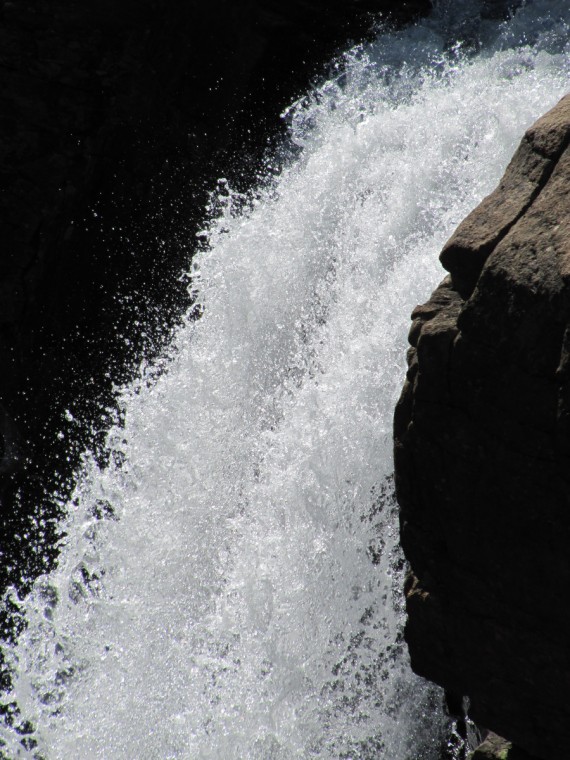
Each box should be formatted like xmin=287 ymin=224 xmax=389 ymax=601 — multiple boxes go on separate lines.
xmin=0 ymin=0 xmax=434 ymax=594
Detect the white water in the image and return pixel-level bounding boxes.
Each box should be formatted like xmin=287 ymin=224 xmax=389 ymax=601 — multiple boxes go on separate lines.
xmin=2 ymin=2 xmax=570 ymax=758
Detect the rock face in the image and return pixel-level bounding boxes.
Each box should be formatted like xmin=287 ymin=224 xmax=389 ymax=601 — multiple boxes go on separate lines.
xmin=394 ymin=94 xmax=570 ymax=760
xmin=0 ymin=0 xmax=433 ymax=594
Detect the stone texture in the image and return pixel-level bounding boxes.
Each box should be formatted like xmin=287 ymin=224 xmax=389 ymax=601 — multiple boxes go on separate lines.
xmin=440 ymin=95 xmax=570 ymax=296
xmin=469 ymin=733 xmax=539 ymax=760
xmin=470 ymin=734 xmax=513 ymax=760
xmin=394 ymin=95 xmax=570 ymax=760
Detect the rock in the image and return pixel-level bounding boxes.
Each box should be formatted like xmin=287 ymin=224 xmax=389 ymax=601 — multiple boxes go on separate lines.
xmin=440 ymin=95 xmax=570 ymax=296
xmin=469 ymin=733 xmax=539 ymax=760
xmin=469 ymin=733 xmax=513 ymax=760
xmin=394 ymin=94 xmax=570 ymax=760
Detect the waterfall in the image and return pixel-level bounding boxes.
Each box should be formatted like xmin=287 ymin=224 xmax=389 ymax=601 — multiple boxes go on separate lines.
xmin=2 ymin=2 xmax=569 ymax=758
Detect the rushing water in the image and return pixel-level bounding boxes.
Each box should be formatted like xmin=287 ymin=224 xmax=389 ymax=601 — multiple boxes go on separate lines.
xmin=2 ymin=2 xmax=570 ymax=758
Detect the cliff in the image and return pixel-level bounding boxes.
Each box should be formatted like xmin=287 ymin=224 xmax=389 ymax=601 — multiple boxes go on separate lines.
xmin=394 ymin=95 xmax=570 ymax=759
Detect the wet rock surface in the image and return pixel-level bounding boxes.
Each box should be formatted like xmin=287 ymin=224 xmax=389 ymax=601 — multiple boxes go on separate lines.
xmin=395 ymin=94 xmax=570 ymax=760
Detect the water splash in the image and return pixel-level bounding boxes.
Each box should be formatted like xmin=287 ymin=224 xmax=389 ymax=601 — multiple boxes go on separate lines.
xmin=2 ymin=1 xmax=570 ymax=758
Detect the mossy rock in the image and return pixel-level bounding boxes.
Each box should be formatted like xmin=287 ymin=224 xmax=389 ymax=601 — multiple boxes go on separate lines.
xmin=469 ymin=733 xmax=539 ymax=760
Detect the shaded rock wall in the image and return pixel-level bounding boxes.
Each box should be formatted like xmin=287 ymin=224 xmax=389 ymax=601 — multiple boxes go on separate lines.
xmin=0 ymin=0 xmax=433 ymax=592
xmin=394 ymin=95 xmax=570 ymax=760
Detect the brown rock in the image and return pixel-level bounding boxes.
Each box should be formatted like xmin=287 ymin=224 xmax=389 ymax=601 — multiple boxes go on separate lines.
xmin=440 ymin=94 xmax=570 ymax=297
xmin=394 ymin=95 xmax=570 ymax=760
xmin=469 ymin=733 xmax=513 ymax=760
xmin=469 ymin=733 xmax=539 ymax=760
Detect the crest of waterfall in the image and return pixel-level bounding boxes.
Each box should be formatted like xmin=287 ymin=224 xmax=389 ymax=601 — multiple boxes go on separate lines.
xmin=1 ymin=1 xmax=570 ymax=758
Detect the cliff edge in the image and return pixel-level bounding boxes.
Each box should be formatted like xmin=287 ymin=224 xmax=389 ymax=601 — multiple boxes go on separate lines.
xmin=394 ymin=94 xmax=570 ymax=760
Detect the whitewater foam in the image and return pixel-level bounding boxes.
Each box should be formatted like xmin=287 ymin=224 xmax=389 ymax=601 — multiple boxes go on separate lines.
xmin=2 ymin=2 xmax=570 ymax=757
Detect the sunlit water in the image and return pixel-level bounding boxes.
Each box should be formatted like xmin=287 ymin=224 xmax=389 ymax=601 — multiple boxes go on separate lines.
xmin=2 ymin=1 xmax=570 ymax=758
